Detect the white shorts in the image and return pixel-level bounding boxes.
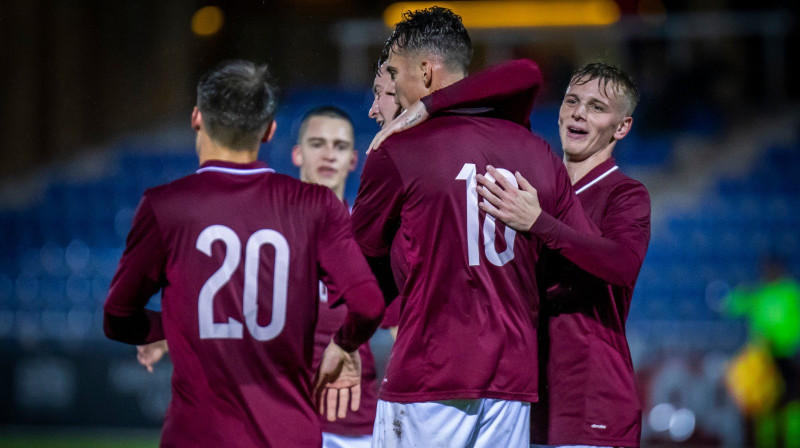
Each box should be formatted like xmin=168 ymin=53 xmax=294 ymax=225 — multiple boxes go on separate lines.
xmin=372 ymin=398 xmax=530 ymax=448
xmin=322 ymin=432 xmax=372 ymax=448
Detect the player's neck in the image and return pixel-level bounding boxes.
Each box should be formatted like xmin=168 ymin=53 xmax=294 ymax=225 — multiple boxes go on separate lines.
xmin=197 ymin=137 xmax=259 ymax=166
xmin=433 ymin=71 xmax=465 ymax=93
xmin=332 ymin=185 xmax=345 ymax=202
xmin=564 ymin=146 xmax=614 ymax=185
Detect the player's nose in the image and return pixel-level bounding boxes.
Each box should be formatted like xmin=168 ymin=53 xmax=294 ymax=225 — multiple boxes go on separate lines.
xmin=572 ymin=103 xmax=586 ymax=120
xmin=369 ymin=99 xmax=379 ymax=119
xmin=322 ymin=144 xmax=337 ymax=159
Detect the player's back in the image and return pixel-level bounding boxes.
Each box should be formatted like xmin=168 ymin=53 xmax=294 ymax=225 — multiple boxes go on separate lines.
xmin=138 ymin=161 xmax=347 ymax=447
xmin=354 ymin=114 xmax=586 ymax=403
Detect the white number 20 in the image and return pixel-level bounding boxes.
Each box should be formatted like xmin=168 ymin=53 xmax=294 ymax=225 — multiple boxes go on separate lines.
xmin=456 ymin=163 xmax=517 ymax=267
xmin=196 ymin=225 xmax=289 ymax=341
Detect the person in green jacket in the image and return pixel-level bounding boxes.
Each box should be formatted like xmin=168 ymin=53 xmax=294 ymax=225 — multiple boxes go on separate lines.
xmin=726 ymin=255 xmax=800 ymax=448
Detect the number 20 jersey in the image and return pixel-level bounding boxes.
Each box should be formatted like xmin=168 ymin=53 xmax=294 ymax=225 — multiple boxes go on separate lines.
xmin=104 ymin=160 xmax=377 ymax=448
xmin=352 ymin=115 xmax=592 ymax=404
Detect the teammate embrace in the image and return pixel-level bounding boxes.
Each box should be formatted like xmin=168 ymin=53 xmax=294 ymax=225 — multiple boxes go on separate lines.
xmin=104 ymin=6 xmax=649 ymax=448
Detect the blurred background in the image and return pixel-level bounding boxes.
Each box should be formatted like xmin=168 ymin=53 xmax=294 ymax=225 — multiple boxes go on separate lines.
xmin=1 ymin=0 xmax=799 ymax=446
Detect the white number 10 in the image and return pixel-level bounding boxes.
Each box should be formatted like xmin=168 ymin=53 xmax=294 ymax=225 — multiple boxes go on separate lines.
xmin=196 ymin=225 xmax=289 ymax=341
xmin=456 ymin=163 xmax=517 ymax=267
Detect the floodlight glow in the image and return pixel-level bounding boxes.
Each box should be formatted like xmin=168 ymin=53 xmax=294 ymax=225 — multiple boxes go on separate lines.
xmin=192 ymin=6 xmax=225 ymax=37
xmin=383 ymin=1 xmax=621 ymax=29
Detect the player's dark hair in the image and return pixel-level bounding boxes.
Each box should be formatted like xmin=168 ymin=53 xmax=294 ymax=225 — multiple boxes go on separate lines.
xmin=196 ymin=60 xmax=278 ymax=151
xmin=384 ymin=6 xmax=472 ymax=75
xmin=296 ymin=106 xmax=354 ymax=144
xmin=373 ymin=52 xmax=388 ymax=76
xmin=569 ymin=62 xmax=640 ymax=116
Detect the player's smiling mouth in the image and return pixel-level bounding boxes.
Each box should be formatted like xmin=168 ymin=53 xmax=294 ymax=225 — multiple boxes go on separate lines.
xmin=567 ymin=126 xmax=588 ymax=137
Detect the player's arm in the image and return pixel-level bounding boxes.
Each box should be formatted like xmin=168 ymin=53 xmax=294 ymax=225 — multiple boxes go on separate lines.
xmin=351 ymin=148 xmax=405 ymax=302
xmin=423 ymin=58 xmax=542 ymax=125
xmin=532 ymin=182 xmax=650 ymax=288
xmin=369 ymin=59 xmax=542 ymax=151
xmin=103 ymin=194 xmax=167 ymax=345
xmin=315 ymin=188 xmax=386 ymax=421
xmin=479 ymin=165 xmax=650 ymax=288
xmin=318 ymin=189 xmax=386 ymax=351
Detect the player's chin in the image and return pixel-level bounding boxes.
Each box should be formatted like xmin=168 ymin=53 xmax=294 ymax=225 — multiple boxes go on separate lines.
xmin=317 ymin=176 xmax=343 ymax=189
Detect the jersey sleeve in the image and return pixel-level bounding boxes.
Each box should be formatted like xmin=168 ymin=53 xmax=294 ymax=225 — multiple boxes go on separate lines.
xmin=351 ymin=148 xmax=404 ymax=258
xmin=548 ymin=155 xmax=597 ymax=235
xmin=531 ymin=181 xmax=651 ymax=288
xmin=421 ymin=59 xmax=542 ymax=128
xmin=103 ymin=193 xmax=166 ymax=344
xmin=316 ymin=189 xmax=385 ymax=351
xmin=318 ymin=189 xmax=379 ymax=293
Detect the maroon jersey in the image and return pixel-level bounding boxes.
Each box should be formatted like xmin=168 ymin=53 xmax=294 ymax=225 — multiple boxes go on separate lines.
xmin=531 ymin=158 xmax=650 ymax=447
xmin=422 ymin=61 xmax=651 ymax=446
xmin=351 ymin=114 xmax=592 ymax=404
xmin=103 ymin=160 xmax=381 ymax=448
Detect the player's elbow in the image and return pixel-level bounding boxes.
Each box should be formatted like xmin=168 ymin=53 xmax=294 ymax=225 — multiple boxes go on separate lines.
xmin=516 ymin=59 xmax=542 ymax=85
xmin=103 ymin=310 xmax=148 ymax=345
xmin=353 ymin=281 xmax=386 ymax=323
xmin=607 ymin=252 xmax=645 ymax=289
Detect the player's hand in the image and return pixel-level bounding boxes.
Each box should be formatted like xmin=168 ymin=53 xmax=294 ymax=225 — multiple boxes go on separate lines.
xmin=314 ymin=340 xmax=362 ymax=422
xmin=368 ymin=101 xmax=429 ymax=154
xmin=477 ymin=166 xmax=541 ymax=232
xmin=137 ymin=340 xmax=169 ymax=373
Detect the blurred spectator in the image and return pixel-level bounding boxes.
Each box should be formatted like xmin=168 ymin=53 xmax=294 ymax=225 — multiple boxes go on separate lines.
xmin=725 ymin=255 xmax=800 ymax=448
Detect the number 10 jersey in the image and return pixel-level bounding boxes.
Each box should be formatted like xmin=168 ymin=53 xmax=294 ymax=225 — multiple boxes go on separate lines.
xmin=352 ymin=115 xmax=592 ymax=404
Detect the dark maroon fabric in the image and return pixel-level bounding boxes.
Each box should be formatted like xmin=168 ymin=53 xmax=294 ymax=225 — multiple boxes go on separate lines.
xmin=419 ymin=61 xmax=650 ymax=446
xmin=351 ymin=114 xmax=592 ymax=404
xmin=104 ymin=160 xmax=382 ymax=448
xmin=421 ymin=59 xmax=542 ymax=128
xmin=314 ymin=281 xmax=379 ymax=436
xmin=532 ymin=158 xmax=650 ymax=447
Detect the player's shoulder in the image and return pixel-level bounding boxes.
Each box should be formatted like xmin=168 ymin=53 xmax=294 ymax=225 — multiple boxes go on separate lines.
xmin=607 ymin=168 xmax=650 ymax=202
xmin=380 ymin=114 xmax=545 ymax=151
xmin=141 ymin=174 xmax=190 ymax=202
xmin=264 ymin=172 xmax=339 ymax=205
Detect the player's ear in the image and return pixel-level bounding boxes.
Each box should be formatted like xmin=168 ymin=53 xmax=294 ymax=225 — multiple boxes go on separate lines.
xmin=421 ymin=60 xmax=432 ymax=88
xmin=348 ymin=149 xmax=358 ymax=172
xmin=291 ymin=145 xmax=304 ymax=168
xmin=191 ymin=107 xmax=201 ymax=131
xmin=614 ymin=116 xmax=633 ymax=141
xmin=262 ymin=121 xmax=277 ymax=143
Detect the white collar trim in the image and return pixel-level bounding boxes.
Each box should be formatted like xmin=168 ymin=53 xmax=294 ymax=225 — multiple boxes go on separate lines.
xmin=196 ymin=166 xmax=275 ymax=175
xmin=576 ymin=165 xmax=618 ymax=195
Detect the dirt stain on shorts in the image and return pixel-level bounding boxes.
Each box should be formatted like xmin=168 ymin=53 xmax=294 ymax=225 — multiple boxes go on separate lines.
xmin=393 ymin=408 xmax=406 ymax=439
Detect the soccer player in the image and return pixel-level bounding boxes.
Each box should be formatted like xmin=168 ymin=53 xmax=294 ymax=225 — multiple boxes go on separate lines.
xmin=103 ymin=60 xmax=385 ymax=448
xmin=351 ymin=8 xmax=592 ymax=447
xmin=369 ymin=59 xmax=401 ymax=129
xmin=292 ymin=106 xmax=359 ymax=203
xmin=292 ymin=106 xmax=377 ymax=448
xmin=368 ymin=59 xmax=405 ymax=336
xmin=377 ymin=61 xmax=651 ymax=447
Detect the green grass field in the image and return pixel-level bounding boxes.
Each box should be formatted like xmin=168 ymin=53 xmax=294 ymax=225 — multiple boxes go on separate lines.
xmin=0 ymin=429 xmax=160 ymax=448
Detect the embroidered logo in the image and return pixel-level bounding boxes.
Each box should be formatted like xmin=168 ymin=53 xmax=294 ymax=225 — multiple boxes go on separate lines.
xmin=591 ymin=424 xmax=607 ymax=429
